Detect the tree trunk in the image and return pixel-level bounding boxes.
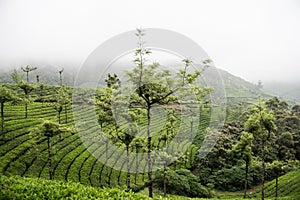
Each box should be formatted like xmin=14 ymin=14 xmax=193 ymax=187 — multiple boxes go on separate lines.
xmin=105 ymin=140 xmax=109 ymax=184
xmin=135 ymin=148 xmax=139 ymax=184
xmin=1 ymin=102 xmax=5 ymax=144
xmin=244 ymin=160 xmax=249 ymax=198
xmin=25 ymin=102 xmax=28 ymax=118
xmin=275 ymin=175 xmax=278 ymax=199
xmin=58 ymin=111 xmax=61 ymax=124
xmin=164 ymin=162 xmax=167 ymax=197
xmin=65 ymin=104 xmax=68 ymax=123
xmin=58 ymin=111 xmax=61 ymax=139
xmin=147 ymin=105 xmax=153 ymax=198
xmin=47 ymin=137 xmax=53 ymax=180
xmin=126 ymin=145 xmax=131 ymax=190
xmin=26 ymin=72 xmax=29 ymax=83
xmin=261 ymin=142 xmax=265 ymax=200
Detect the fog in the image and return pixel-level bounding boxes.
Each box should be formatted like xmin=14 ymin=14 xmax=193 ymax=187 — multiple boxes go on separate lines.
xmin=0 ymin=0 xmax=300 ymax=84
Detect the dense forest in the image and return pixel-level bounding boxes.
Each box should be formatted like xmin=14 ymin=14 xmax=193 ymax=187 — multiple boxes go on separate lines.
xmin=0 ymin=30 xmax=299 ymax=200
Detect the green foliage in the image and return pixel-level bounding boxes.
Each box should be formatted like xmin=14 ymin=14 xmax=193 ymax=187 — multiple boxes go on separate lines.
xmin=0 ymin=175 xmax=149 ymax=200
xmin=0 ymin=85 xmax=17 ymax=104
xmin=231 ymin=131 xmax=253 ymax=164
xmin=31 ymin=120 xmax=73 ymax=138
xmin=244 ymin=105 xmax=277 ymax=142
xmin=153 ymin=168 xmax=212 ymax=198
xmin=210 ymin=165 xmax=245 ymax=192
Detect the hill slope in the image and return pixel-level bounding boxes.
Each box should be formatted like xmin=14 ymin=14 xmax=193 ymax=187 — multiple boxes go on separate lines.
xmin=250 ymin=169 xmax=300 ymax=199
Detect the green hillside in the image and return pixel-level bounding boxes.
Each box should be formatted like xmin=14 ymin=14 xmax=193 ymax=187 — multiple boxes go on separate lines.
xmin=0 ymin=101 xmax=145 ymax=188
xmin=249 ymin=170 xmax=300 ymax=199
xmin=0 ymin=84 xmax=206 ymax=191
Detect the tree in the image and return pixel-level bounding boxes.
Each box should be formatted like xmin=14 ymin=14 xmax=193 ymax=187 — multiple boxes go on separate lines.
xmin=153 ymin=151 xmax=173 ymax=196
xmin=20 ymin=82 xmax=34 ymax=118
xmin=105 ymin=73 xmax=120 ymax=89
xmin=30 ymin=120 xmax=73 ymax=180
xmin=257 ymin=80 xmax=263 ymax=89
xmin=244 ymin=105 xmax=277 ymax=200
xmin=131 ymin=138 xmax=146 ymax=184
xmin=291 ymin=104 xmax=300 ymax=117
xmin=277 ymin=132 xmax=295 ymax=161
xmin=269 ymin=160 xmax=283 ymax=199
xmin=153 ymin=168 xmax=211 ymax=198
xmin=54 ymin=87 xmax=70 ymax=125
xmin=125 ymin=29 xmax=208 ymax=197
xmin=59 ymin=68 xmax=64 ymax=86
xmin=94 ymin=73 xmax=122 ymax=184
xmin=0 ymin=86 xmax=18 ymax=143
xmin=11 ymin=69 xmax=35 ymax=118
xmin=61 ymin=87 xmax=71 ymax=123
xmin=231 ymin=131 xmax=253 ymax=198
xmin=21 ymin=65 xmax=37 ymax=83
xmin=116 ymin=123 xmax=136 ymax=190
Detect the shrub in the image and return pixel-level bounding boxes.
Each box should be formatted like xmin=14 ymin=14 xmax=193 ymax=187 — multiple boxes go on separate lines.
xmin=153 ymin=168 xmax=211 ymax=198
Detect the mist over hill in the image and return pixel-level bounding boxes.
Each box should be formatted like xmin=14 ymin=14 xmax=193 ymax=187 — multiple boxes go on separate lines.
xmin=1 ymin=65 xmax=298 ymax=104
xmin=263 ymin=81 xmax=300 ymax=103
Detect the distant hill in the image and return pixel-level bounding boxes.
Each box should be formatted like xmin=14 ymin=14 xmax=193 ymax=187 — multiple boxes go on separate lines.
xmin=0 ymin=66 xmax=276 ymax=105
xmin=202 ymin=67 xmax=273 ymax=107
xmin=264 ymin=81 xmax=300 ymax=103
xmin=0 ymin=66 xmax=76 ymax=86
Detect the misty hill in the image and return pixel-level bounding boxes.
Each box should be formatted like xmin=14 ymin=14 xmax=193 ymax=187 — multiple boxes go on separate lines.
xmin=0 ymin=66 xmax=76 ymax=86
xmin=202 ymin=67 xmax=273 ymax=106
xmin=263 ymin=81 xmax=300 ymax=104
xmin=0 ymin=66 xmax=285 ymax=104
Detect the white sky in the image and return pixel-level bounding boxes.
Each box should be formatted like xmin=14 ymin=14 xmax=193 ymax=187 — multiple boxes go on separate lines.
xmin=0 ymin=0 xmax=299 ymax=83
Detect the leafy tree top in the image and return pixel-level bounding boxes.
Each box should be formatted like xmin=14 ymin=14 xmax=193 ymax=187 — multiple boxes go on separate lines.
xmin=0 ymin=85 xmax=18 ymax=103
xmin=244 ymin=105 xmax=277 ymax=142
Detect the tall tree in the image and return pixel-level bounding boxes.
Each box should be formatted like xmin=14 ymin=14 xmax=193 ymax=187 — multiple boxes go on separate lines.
xmin=116 ymin=123 xmax=137 ymax=190
xmin=11 ymin=70 xmax=34 ymax=118
xmin=131 ymin=138 xmax=146 ymax=184
xmin=244 ymin=105 xmax=277 ymax=200
xmin=269 ymin=160 xmax=283 ymax=199
xmin=231 ymin=131 xmax=253 ymax=198
xmin=126 ymin=29 xmax=207 ymax=197
xmin=0 ymin=86 xmax=18 ymax=143
xmin=154 ymin=151 xmax=173 ymax=197
xmin=94 ymin=73 xmax=122 ymax=184
xmin=30 ymin=120 xmax=72 ymax=180
xmin=54 ymin=87 xmax=70 ymax=126
xmin=21 ymin=65 xmax=37 ymax=83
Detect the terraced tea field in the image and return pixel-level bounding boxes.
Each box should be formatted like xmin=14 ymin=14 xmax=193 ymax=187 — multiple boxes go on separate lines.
xmin=0 ymin=86 xmax=210 ymax=190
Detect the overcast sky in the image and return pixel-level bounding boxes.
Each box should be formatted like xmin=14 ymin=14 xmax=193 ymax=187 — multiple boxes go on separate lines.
xmin=0 ymin=0 xmax=299 ymax=83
